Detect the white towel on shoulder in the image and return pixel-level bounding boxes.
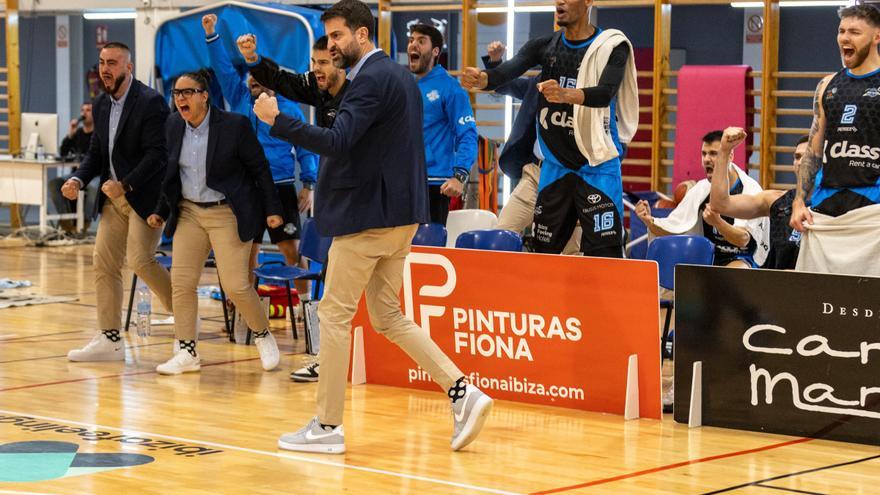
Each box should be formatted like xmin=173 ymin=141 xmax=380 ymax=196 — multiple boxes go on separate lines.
xmin=573 ymin=29 xmax=639 ymax=166
xmin=652 ymin=164 xmax=770 ymax=266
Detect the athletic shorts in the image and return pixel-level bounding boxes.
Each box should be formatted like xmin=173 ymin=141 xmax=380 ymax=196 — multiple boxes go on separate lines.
xmin=532 ymin=173 xmax=624 ymax=258
xmin=256 ymin=183 xmax=303 ymax=244
xmin=715 ymin=253 xmax=758 ymax=268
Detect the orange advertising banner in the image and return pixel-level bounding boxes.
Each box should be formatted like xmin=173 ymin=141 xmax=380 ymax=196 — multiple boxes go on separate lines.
xmin=353 ymin=247 xmax=662 ymax=419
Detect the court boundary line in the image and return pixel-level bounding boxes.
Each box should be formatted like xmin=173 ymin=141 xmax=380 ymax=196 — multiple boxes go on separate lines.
xmin=0 ymin=330 xmax=84 ymax=342
xmin=0 ymin=409 xmax=522 ymax=495
xmin=752 ymin=484 xmax=826 ymax=495
xmin=0 ymin=490 xmax=62 ymax=495
xmin=529 ymin=437 xmax=814 ymax=495
xmin=0 ymin=353 xmax=267 ymax=392
xmin=703 ymin=453 xmax=880 ymax=494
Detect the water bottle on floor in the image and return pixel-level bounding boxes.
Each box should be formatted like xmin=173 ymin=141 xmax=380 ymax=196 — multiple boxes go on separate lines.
xmin=136 ymin=280 xmax=152 ymax=338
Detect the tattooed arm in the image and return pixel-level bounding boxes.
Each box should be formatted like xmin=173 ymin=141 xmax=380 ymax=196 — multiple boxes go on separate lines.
xmin=790 ymin=75 xmax=831 ymax=232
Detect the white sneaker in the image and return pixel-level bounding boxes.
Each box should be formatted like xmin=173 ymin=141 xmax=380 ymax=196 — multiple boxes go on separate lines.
xmin=156 ymin=350 xmax=201 ymax=375
xmin=68 ymin=334 xmax=124 ymax=362
xmin=451 ymin=384 xmax=493 ymax=451
xmin=278 ymin=417 xmax=345 ymax=454
xmin=254 ymin=331 xmax=280 ymax=371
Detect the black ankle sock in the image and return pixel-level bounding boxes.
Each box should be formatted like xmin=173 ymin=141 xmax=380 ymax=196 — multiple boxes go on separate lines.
xmin=102 ymin=329 xmax=121 ymax=342
xmin=178 ymin=340 xmax=197 ymax=357
xmin=252 ymin=329 xmax=269 ymax=339
xmin=448 ymin=376 xmax=467 ymax=403
xmin=320 ymin=423 xmax=338 ymax=430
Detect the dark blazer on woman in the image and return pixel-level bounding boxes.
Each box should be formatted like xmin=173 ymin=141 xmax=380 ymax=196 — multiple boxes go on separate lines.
xmin=158 ymin=106 xmax=282 ymax=242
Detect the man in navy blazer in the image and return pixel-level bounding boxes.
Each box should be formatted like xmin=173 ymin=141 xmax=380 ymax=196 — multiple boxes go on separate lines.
xmin=62 ymin=42 xmax=174 ymax=363
xmin=253 ymin=0 xmax=492 ymax=455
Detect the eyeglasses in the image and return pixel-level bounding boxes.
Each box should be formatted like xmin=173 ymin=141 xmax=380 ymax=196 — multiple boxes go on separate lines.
xmin=172 ymin=88 xmax=206 ymax=99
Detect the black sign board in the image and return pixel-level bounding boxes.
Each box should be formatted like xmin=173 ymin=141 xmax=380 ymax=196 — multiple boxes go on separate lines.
xmin=673 ymin=266 xmax=880 ymax=446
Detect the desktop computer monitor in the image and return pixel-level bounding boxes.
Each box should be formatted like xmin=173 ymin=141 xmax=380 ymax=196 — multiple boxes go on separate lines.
xmin=21 ymin=112 xmax=58 ymax=158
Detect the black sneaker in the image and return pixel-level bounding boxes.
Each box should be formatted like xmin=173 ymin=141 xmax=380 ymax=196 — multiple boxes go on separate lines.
xmin=290 ymin=362 xmax=319 ymax=382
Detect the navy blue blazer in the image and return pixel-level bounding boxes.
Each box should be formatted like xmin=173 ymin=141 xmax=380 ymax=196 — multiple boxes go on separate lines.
xmin=482 ymin=56 xmax=539 ymax=180
xmin=158 ymin=106 xmax=283 ymax=242
xmin=72 ymin=78 xmax=169 ymax=220
xmin=269 ymin=51 xmax=429 ymax=237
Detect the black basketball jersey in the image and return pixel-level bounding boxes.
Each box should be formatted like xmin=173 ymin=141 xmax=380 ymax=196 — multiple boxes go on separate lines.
xmin=537 ymin=32 xmax=595 ymax=170
xmin=821 ymin=69 xmax=880 ymax=189
xmin=764 ymin=189 xmax=801 ymax=270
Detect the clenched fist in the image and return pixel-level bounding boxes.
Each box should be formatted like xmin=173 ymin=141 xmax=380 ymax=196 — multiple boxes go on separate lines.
xmin=202 ymin=14 xmax=217 ymax=36
xmin=487 ymin=41 xmax=506 ymax=63
xmin=721 ymin=127 xmax=747 ymax=152
xmin=537 ymin=79 xmax=583 ymax=105
xmin=237 ymin=33 xmax=258 ymax=64
xmin=147 ymin=214 xmax=165 ymax=229
xmin=61 ymin=178 xmax=81 ymax=201
xmin=267 ymin=215 xmax=283 ymax=229
xmin=460 ymin=67 xmax=488 ymax=90
xmin=253 ymin=92 xmax=280 ymax=126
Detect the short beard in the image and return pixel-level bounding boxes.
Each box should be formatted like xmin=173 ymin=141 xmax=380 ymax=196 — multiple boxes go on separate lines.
xmin=333 ymin=41 xmax=361 ymax=70
xmin=410 ymin=56 xmax=431 ymax=75
xmin=846 ymin=43 xmax=872 ymax=69
xmin=102 ymin=73 xmax=127 ymax=95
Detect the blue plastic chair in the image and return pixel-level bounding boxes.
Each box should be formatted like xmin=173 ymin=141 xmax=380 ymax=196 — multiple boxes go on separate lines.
xmin=647 ymin=235 xmax=714 ymax=360
xmin=455 ymin=229 xmax=523 ymax=252
xmin=412 ymin=223 xmax=447 ymax=247
xmin=628 ymin=207 xmax=672 ymax=260
xmin=253 ymin=218 xmax=332 ymax=342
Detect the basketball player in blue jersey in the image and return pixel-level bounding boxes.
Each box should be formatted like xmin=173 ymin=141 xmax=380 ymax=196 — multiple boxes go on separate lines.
xmin=461 ymin=0 xmax=636 ymax=257
xmin=791 ymin=4 xmax=880 ymax=231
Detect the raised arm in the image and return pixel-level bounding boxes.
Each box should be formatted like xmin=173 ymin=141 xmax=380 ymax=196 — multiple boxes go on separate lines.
xmin=461 ymin=35 xmax=549 ymax=91
xmin=710 ymin=127 xmax=782 ymax=219
xmin=237 ymin=33 xmax=322 ymax=107
xmin=255 ymin=73 xmax=382 ymax=159
xmin=481 ymin=41 xmax=530 ymax=100
xmin=203 ymin=15 xmax=250 ymax=111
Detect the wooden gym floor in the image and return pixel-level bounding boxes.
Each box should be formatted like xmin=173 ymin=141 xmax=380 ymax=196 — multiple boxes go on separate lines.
xmin=0 ymin=245 xmax=877 ymax=494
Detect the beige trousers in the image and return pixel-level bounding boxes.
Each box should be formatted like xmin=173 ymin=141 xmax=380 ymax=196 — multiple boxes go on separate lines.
xmin=316 ymin=224 xmax=463 ymax=425
xmin=170 ymin=201 xmax=268 ymax=340
xmin=94 ymin=195 xmax=172 ymax=330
